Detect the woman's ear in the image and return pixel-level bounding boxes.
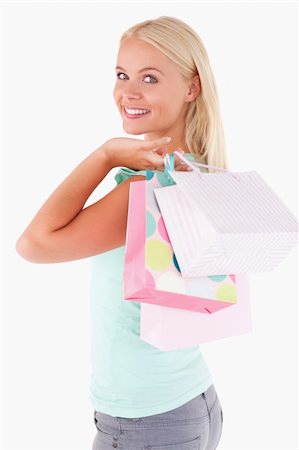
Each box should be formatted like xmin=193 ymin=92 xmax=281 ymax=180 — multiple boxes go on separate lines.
xmin=186 ymin=75 xmax=201 ymax=102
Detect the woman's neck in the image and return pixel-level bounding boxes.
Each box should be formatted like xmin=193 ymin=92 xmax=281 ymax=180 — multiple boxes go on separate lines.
xmin=143 ymin=133 xmax=189 ymax=154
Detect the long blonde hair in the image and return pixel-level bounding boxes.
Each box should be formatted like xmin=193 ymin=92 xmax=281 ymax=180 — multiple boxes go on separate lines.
xmin=119 ymin=16 xmax=229 ymax=171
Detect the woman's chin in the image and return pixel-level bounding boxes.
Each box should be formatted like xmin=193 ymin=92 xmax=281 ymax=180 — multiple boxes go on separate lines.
xmin=122 ymin=125 xmax=147 ymax=135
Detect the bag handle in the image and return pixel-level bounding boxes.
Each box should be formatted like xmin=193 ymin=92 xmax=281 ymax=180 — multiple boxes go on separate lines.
xmin=163 ymin=153 xmax=175 ymax=183
xmin=172 ymin=151 xmax=241 ymax=181
xmin=164 ymin=153 xmax=175 ymax=172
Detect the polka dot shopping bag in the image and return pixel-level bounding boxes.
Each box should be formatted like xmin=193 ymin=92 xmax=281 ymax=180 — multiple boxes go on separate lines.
xmin=123 ymin=155 xmax=243 ymax=315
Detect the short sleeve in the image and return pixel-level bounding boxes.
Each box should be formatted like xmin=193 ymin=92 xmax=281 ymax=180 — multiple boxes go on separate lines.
xmin=114 ymin=167 xmax=146 ymax=185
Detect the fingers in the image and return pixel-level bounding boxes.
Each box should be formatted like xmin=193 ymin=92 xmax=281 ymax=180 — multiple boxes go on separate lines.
xmin=144 ymin=137 xmax=171 ymax=170
xmin=151 ymin=156 xmax=192 ymax=172
xmin=155 ymin=147 xmax=169 ymax=157
xmin=151 ymin=154 xmax=166 ymax=170
xmin=173 ymin=149 xmax=193 ymax=171
xmin=143 ymin=138 xmax=192 ymax=171
xmin=175 ymin=163 xmax=193 ymax=171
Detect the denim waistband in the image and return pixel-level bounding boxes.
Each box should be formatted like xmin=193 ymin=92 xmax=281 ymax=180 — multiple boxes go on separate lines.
xmin=94 ymin=384 xmax=217 ymax=432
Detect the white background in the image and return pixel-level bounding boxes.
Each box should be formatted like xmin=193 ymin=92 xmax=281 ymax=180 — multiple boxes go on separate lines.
xmin=1 ymin=1 xmax=298 ymax=450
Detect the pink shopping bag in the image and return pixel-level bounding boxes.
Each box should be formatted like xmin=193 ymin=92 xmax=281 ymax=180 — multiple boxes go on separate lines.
xmin=124 ymin=177 xmax=241 ymax=314
xmin=140 ymin=273 xmax=252 ymax=350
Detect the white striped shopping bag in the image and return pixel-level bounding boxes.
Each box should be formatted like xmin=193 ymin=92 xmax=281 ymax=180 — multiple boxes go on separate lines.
xmin=154 ymin=152 xmax=298 ymax=276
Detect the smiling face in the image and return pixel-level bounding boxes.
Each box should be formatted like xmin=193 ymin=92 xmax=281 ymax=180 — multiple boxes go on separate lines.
xmin=113 ymin=37 xmax=199 ymax=145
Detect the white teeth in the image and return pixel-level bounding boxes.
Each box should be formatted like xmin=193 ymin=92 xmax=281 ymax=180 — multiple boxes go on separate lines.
xmin=125 ymin=108 xmax=150 ymax=115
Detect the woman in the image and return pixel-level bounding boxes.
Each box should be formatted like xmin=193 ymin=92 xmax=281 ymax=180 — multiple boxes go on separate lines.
xmin=16 ymin=16 xmax=227 ymax=450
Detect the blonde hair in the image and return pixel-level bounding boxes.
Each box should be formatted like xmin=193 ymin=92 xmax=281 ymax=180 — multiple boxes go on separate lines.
xmin=119 ymin=16 xmax=229 ymax=171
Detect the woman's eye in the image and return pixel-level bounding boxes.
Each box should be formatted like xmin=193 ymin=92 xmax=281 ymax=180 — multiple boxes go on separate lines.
xmin=116 ymin=72 xmax=158 ymax=83
xmin=116 ymin=72 xmax=127 ymax=80
xmin=144 ymin=75 xmax=157 ymax=83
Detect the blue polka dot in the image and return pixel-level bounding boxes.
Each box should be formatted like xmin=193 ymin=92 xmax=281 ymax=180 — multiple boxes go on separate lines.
xmin=208 ymin=275 xmax=227 ymax=282
xmin=146 ymin=211 xmax=156 ymax=237
xmin=146 ymin=170 xmax=155 ymax=180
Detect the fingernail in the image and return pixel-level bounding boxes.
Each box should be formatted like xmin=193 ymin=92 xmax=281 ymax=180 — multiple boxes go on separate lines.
xmin=187 ymin=167 xmax=193 ymax=171
xmin=164 ymin=136 xmax=171 ymax=142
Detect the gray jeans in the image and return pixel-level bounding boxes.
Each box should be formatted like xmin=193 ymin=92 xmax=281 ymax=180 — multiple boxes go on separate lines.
xmin=92 ymin=384 xmax=223 ymax=449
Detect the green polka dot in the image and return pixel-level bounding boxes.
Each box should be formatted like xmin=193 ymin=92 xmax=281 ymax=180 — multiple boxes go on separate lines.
xmin=146 ymin=211 xmax=156 ymax=237
xmin=146 ymin=240 xmax=172 ymax=271
xmin=216 ymin=284 xmax=237 ymax=303
xmin=208 ymin=275 xmax=227 ymax=282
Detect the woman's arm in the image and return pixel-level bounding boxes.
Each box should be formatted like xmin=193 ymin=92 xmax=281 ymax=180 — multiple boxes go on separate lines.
xmin=15 ymin=137 xmax=172 ymax=263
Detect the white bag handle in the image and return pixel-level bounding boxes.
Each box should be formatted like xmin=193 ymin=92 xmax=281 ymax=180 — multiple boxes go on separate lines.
xmin=173 ymin=151 xmax=241 ymax=181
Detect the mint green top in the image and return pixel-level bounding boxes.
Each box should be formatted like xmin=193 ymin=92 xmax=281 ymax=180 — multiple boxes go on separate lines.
xmin=89 ymin=154 xmax=213 ymax=418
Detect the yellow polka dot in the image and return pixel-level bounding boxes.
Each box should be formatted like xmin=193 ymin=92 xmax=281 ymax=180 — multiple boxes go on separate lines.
xmin=146 ymin=240 xmax=172 ymax=271
xmin=216 ymin=284 xmax=237 ymax=303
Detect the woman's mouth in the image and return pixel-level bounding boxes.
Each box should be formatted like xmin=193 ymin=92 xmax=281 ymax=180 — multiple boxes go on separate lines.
xmin=123 ymin=107 xmax=151 ymax=119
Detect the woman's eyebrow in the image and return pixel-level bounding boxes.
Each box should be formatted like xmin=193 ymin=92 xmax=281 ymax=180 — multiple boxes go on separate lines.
xmin=115 ymin=66 xmax=165 ymax=75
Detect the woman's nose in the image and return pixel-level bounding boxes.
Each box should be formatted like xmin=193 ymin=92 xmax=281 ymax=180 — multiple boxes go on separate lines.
xmin=121 ymin=80 xmax=143 ymax=100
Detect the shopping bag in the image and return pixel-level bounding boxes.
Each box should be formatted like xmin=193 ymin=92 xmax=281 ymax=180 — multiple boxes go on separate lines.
xmin=124 ymin=173 xmax=239 ymax=314
xmin=140 ymin=273 xmax=252 ymax=350
xmin=154 ymin=151 xmax=298 ymax=277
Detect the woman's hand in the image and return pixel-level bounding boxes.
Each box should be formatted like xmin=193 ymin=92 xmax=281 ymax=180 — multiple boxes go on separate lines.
xmin=101 ymin=136 xmax=191 ymax=171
